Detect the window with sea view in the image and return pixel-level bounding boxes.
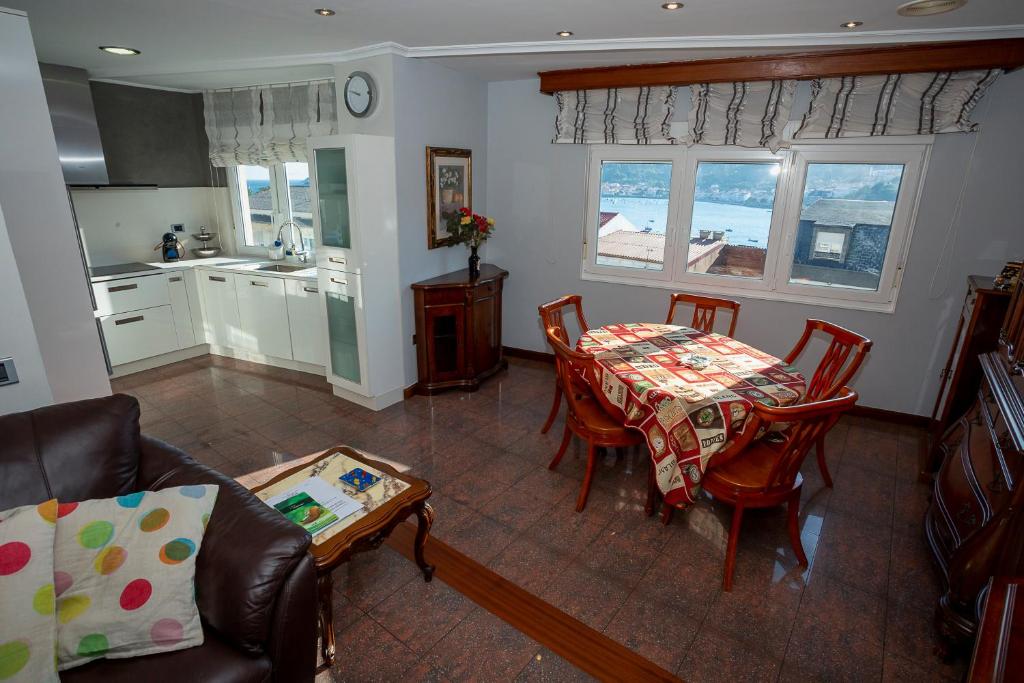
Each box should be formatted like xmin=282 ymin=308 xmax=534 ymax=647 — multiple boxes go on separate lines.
xmin=583 ymin=143 xmax=928 ymax=311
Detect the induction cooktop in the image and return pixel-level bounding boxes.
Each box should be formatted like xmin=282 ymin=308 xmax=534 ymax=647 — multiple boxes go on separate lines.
xmin=89 ymin=262 xmax=162 ymax=278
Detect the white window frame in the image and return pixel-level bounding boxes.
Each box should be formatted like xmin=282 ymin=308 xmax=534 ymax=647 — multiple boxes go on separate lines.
xmin=580 ymin=139 xmax=931 ymax=314
xmin=583 ymin=146 xmax=682 ymax=284
xmin=227 ymin=163 xmax=313 ymax=257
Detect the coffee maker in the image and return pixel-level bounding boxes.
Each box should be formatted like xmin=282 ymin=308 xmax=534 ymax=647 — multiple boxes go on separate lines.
xmin=154 ymin=232 xmax=185 ymax=262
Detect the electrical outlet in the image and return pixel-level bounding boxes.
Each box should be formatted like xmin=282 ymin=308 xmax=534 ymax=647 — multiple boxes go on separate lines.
xmin=171 ymin=223 xmax=184 ymax=232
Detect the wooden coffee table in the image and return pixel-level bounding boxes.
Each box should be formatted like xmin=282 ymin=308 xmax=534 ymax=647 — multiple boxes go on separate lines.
xmin=247 ymin=445 xmax=434 ymax=668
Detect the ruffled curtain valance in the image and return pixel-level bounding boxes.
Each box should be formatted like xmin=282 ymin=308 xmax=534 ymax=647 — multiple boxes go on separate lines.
xmin=553 ymin=86 xmax=678 ymax=144
xmin=793 ymin=70 xmax=1000 ymax=139
xmin=203 ymin=80 xmax=337 ymax=166
xmin=686 ymin=80 xmax=796 ymax=152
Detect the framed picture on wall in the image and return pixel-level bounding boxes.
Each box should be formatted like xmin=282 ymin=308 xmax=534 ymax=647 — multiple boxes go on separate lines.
xmin=426 ymin=147 xmax=472 ymax=249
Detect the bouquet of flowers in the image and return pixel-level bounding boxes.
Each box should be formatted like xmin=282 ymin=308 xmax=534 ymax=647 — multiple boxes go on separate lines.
xmin=445 ymin=207 xmax=495 ymax=248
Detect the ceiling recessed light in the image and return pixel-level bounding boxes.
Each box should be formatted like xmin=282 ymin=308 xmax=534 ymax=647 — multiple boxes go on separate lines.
xmin=314 ymin=8 xmax=336 ymax=16
xmin=556 ymin=30 xmax=574 ymax=37
xmin=661 ymin=2 xmax=684 ymax=9
xmin=841 ymin=20 xmax=863 ymax=28
xmin=897 ymin=0 xmax=967 ymax=17
xmin=98 ymin=46 xmax=140 ymax=56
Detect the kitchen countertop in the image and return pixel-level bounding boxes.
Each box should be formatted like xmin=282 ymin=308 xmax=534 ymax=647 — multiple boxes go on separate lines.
xmin=89 ymin=257 xmax=318 ymax=283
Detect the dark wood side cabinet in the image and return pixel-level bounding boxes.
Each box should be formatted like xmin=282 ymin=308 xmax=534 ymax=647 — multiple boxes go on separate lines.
xmin=927 ymin=279 xmax=1024 ymax=655
xmin=925 ymin=276 xmax=1011 ymax=479
xmin=411 ymin=265 xmax=508 ymax=395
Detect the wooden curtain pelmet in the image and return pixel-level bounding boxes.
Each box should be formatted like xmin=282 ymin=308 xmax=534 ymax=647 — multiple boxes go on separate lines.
xmin=538 ymin=38 xmax=1024 ymax=94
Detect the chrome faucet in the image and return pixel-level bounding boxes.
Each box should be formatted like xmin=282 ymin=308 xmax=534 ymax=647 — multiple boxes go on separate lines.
xmin=276 ymin=221 xmax=308 ymax=264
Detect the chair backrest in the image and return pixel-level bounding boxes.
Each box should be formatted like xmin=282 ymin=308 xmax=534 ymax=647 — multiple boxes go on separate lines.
xmin=666 ymin=293 xmax=741 ymax=337
xmin=784 ymin=319 xmax=872 ymax=401
xmin=544 ymin=327 xmax=600 ymax=420
xmin=748 ymin=387 xmax=858 ymax=491
xmin=539 ymin=295 xmax=590 ymax=345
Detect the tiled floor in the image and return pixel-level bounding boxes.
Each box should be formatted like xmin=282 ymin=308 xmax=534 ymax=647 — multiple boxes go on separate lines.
xmin=112 ymin=355 xmax=965 ymax=682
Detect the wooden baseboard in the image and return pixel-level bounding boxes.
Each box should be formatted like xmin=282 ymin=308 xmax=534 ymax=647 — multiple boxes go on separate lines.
xmin=503 ymin=346 xmax=555 ymax=364
xmin=387 ymin=523 xmax=680 ymax=682
xmin=403 ymin=384 xmax=417 ymax=400
xmin=848 ymin=405 xmax=930 ymax=428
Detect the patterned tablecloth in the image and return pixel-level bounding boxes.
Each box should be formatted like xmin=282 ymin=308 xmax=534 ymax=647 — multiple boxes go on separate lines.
xmin=578 ymin=323 xmax=806 ymax=507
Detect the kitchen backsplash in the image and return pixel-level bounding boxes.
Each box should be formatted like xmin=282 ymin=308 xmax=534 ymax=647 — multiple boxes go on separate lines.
xmin=72 ymin=187 xmax=234 ymax=266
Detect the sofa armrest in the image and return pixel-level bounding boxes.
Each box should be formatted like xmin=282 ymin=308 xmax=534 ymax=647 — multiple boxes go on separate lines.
xmin=268 ymin=552 xmax=317 ymax=681
xmin=137 ymin=436 xmax=313 ymax=658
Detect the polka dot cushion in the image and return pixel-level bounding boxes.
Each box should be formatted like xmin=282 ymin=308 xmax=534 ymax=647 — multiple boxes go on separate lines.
xmin=0 ymin=500 xmax=60 ymax=683
xmin=52 ymin=485 xmax=219 ymax=670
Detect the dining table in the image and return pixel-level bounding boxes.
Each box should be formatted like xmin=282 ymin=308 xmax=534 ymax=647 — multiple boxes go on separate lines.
xmin=577 ymin=323 xmax=807 ymax=507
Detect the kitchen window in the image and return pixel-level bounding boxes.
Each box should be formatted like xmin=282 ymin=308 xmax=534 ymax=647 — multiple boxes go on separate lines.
xmin=227 ymin=162 xmax=314 ymax=255
xmin=582 ymin=142 xmax=928 ymax=312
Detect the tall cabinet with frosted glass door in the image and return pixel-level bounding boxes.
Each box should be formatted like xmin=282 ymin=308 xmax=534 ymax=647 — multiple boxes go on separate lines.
xmin=308 ymin=134 xmax=404 ymax=409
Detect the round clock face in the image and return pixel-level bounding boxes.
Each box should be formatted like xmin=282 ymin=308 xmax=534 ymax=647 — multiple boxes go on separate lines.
xmin=344 ymin=72 xmax=375 ymax=118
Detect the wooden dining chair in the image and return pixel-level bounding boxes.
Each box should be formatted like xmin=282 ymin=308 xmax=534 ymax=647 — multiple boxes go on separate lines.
xmin=665 ymin=293 xmax=741 ymax=337
xmin=703 ymin=387 xmax=859 ymax=590
xmin=544 ymin=328 xmax=644 ymax=512
xmin=783 ymin=319 xmax=873 ymax=487
xmin=537 ymin=295 xmax=590 ymax=435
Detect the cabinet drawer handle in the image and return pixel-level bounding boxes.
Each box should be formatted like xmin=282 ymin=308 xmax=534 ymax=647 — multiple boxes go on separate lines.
xmin=168 ymin=276 xmax=182 ymax=283
xmin=250 ymin=280 xmax=269 ymax=287
xmin=328 ymin=257 xmax=346 ymax=264
xmin=330 ymin=277 xmax=347 ymax=286
xmin=108 ymin=283 xmax=138 ymax=293
xmin=115 ymin=315 xmax=144 ymax=326
xmin=955 ymin=502 xmax=977 ymax=528
xmin=208 ymin=275 xmax=226 ymax=282
xmin=303 ymin=286 xmax=319 ymax=294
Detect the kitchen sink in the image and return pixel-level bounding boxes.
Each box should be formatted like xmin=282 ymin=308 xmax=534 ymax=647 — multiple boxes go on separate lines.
xmin=257 ymin=263 xmax=308 ymax=273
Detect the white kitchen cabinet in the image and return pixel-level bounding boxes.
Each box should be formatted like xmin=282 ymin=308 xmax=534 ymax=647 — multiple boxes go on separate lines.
xmin=235 ymin=273 xmax=293 ymax=359
xmin=285 ymin=279 xmax=326 ymax=366
xmin=101 ymin=306 xmax=178 ymax=365
xmin=166 ymin=273 xmax=196 ymax=348
xmin=93 ymin=274 xmax=170 ymax=316
xmin=197 ymin=270 xmax=241 ymax=348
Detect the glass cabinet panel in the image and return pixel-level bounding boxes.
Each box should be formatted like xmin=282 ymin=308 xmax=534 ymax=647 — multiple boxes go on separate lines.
xmin=325 ymin=291 xmax=361 ymax=383
xmin=315 ymin=148 xmax=351 ymax=249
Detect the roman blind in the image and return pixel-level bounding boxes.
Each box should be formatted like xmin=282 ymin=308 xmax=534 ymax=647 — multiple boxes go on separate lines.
xmin=552 ymin=86 xmax=678 ymax=144
xmin=686 ymin=80 xmax=796 ymax=152
xmin=793 ymin=70 xmax=1000 ymax=139
xmin=203 ymin=79 xmax=337 ymax=166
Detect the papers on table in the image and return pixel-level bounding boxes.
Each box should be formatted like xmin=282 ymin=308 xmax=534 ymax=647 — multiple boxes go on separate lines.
xmin=265 ymin=476 xmax=364 ymax=535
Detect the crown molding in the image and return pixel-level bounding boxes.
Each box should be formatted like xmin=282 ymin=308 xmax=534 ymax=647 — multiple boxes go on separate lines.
xmin=87 ymin=25 xmax=1024 ymax=81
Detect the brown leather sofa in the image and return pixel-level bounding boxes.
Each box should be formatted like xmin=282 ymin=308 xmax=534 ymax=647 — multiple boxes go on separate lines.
xmin=0 ymin=394 xmax=317 ymax=682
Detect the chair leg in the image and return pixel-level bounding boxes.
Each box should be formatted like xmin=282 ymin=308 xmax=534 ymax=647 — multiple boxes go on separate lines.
xmin=723 ymin=503 xmax=745 ymax=592
xmin=660 ymin=502 xmax=674 ymax=525
xmin=540 ymin=384 xmax=563 ymax=434
xmin=816 ymin=434 xmax=833 ymax=488
xmin=575 ymin=442 xmax=598 ymax=512
xmin=787 ymin=489 xmax=808 ymax=567
xmin=645 ymin=464 xmax=658 ymax=517
xmin=548 ymin=422 xmax=572 ymax=471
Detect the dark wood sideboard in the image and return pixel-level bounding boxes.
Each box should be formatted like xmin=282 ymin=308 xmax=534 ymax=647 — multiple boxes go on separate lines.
xmin=927 ymin=278 xmax=1024 ymax=655
xmin=411 ymin=265 xmax=508 ymax=395
xmin=925 ymin=276 xmax=1011 ymax=480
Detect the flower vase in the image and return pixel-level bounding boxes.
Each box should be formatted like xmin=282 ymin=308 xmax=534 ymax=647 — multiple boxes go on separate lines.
xmin=468 ymin=245 xmax=480 ymax=280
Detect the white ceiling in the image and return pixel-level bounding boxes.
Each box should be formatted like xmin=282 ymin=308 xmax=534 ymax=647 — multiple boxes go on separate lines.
xmin=7 ymin=0 xmax=1024 ymax=89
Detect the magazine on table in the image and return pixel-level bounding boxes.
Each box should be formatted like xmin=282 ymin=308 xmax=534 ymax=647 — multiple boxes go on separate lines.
xmin=265 ymin=477 xmax=363 ymax=535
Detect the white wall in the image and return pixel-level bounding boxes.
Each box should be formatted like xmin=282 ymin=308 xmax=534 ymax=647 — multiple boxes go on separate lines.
xmin=72 ymin=187 xmax=233 ymax=266
xmin=0 ymin=9 xmax=110 ymax=405
xmin=333 ymin=54 xmax=489 ymax=387
xmin=392 ymin=57 xmax=489 ymax=386
xmin=485 ymin=72 xmax=1024 ymax=416
xmin=0 ymin=199 xmax=53 ymax=413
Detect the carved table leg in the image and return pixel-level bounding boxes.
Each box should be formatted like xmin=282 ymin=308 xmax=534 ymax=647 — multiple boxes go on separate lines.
xmin=317 ymin=571 xmax=336 ymax=668
xmin=414 ymin=501 xmax=435 ymax=582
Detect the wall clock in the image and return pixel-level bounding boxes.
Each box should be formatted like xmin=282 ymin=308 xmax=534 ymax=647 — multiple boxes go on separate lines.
xmin=343 ymin=71 xmax=376 ymax=118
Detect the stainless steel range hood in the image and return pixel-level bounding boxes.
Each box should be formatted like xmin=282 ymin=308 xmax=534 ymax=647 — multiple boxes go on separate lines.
xmin=39 ymin=63 xmax=110 ymax=186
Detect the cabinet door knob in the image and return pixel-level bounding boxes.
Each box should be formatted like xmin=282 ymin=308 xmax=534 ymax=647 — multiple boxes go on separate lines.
xmin=114 ymin=315 xmax=144 ymax=326
xmin=328 ymin=257 xmax=346 ymax=264
xmin=250 ymin=280 xmax=269 ymax=287
xmin=168 ymin=276 xmax=183 ymax=283
xmin=208 ymin=275 xmax=226 ymax=282
xmin=303 ymin=286 xmax=319 ymax=294
xmin=330 ymin=277 xmax=347 ymax=286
